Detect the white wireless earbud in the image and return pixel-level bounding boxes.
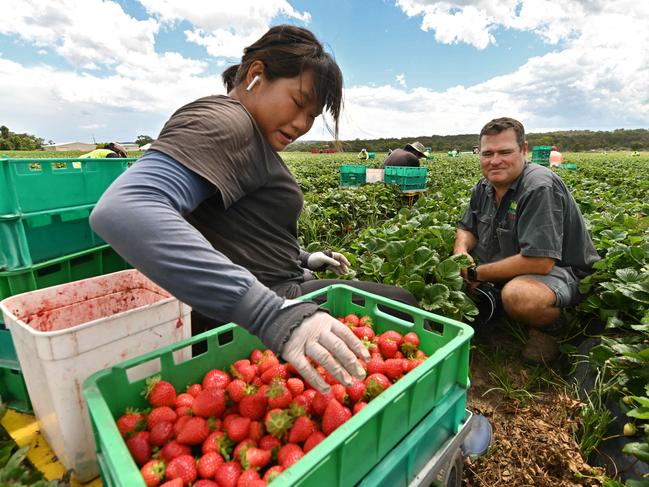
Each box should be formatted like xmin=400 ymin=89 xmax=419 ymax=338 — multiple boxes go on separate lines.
xmin=246 ymin=75 xmax=260 ymax=91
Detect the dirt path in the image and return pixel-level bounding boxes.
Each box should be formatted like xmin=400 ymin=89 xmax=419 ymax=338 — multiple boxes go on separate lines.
xmin=463 ymin=328 xmax=606 ymax=486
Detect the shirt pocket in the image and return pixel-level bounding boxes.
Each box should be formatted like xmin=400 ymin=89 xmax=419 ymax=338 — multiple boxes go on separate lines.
xmin=476 ymin=213 xmax=492 ymax=243
xmin=496 ymin=227 xmax=519 ymax=257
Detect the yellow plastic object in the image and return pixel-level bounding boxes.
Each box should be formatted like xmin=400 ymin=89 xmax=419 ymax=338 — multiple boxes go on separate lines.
xmin=0 ymin=409 xmax=101 ymax=486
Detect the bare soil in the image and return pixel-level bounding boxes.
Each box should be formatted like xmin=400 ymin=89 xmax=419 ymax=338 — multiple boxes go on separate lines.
xmin=463 ymin=327 xmax=606 ymax=486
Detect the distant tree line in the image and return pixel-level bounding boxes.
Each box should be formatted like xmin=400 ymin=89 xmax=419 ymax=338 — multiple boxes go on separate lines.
xmin=288 ymin=128 xmax=649 ymax=152
xmin=0 ymin=125 xmax=44 ymax=150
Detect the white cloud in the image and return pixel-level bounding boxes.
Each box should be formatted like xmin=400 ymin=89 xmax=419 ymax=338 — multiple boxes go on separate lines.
xmin=1 ymin=0 xmax=160 ymax=69
xmin=140 ymin=0 xmax=311 ymax=57
xmin=396 ymin=74 xmax=407 ymax=88
xmin=306 ymin=0 xmax=649 ymax=139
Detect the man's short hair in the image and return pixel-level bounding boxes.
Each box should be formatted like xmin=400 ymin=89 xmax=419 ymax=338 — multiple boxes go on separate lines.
xmin=479 ymin=117 xmax=525 ymax=150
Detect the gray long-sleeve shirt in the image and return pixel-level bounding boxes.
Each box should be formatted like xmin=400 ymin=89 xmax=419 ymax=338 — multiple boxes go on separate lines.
xmin=90 ymin=150 xmax=318 ymax=353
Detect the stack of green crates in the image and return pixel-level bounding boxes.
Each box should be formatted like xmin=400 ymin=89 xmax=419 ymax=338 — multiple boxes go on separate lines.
xmin=83 ymin=284 xmax=473 ymax=487
xmin=531 ymin=146 xmax=552 ymax=165
xmin=384 ymin=166 xmax=428 ymax=192
xmin=339 ymin=164 xmax=367 ymax=187
xmin=0 ymin=157 xmax=135 ymax=412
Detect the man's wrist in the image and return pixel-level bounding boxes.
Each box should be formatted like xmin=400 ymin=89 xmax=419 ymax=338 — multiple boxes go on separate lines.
xmin=467 ymin=265 xmax=481 ymax=282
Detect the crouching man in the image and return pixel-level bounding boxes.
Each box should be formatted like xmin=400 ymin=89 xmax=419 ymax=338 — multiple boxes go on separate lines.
xmin=453 ymin=117 xmax=599 ymax=363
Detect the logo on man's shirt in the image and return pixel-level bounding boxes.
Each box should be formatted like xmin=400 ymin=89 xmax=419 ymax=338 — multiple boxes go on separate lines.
xmin=507 ymin=200 xmax=518 ymax=220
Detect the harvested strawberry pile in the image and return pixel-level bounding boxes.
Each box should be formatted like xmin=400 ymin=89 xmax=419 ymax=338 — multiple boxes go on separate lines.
xmin=116 ymin=314 xmax=428 ymax=487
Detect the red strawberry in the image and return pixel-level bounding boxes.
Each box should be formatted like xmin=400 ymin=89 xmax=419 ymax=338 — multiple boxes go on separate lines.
xmin=322 ymin=399 xmax=352 ymax=435
xmin=187 ymin=383 xmax=202 ymax=397
xmin=147 ymin=406 xmax=177 ymax=430
xmin=256 ymin=351 xmax=280 ymax=375
xmin=230 ymin=360 xmax=257 ymax=383
xmin=353 ymin=401 xmax=368 ymax=414
xmin=159 ymin=479 xmax=184 ymax=487
xmin=225 ymin=415 xmax=251 ymax=443
xmin=364 ymin=373 xmax=391 ymax=399
xmin=159 ymin=440 xmax=191 ymax=463
xmin=343 ymin=314 xmax=360 ymax=327
xmin=226 ymin=379 xmax=247 ymax=403
xmin=352 ymin=326 xmax=375 ymax=341
xmin=286 ymin=377 xmax=304 ymax=397
xmin=238 ymin=389 xmax=268 ymax=420
xmin=194 ymin=480 xmax=218 ymax=487
xmin=250 ymin=348 xmax=264 ymax=364
xmin=303 ymin=431 xmax=326 ymax=453
xmin=259 ymin=434 xmax=281 ymax=452
xmin=384 ymin=358 xmax=405 ymax=380
xmin=266 ymin=380 xmax=292 ymax=409
xmin=202 ymin=431 xmax=233 ymax=460
xmin=331 ymin=384 xmax=348 ymax=406
xmin=260 ymin=364 xmax=288 ymax=384
xmin=366 ymin=356 xmax=386 ymax=376
xmin=277 ymin=443 xmax=304 ymax=468
xmin=177 ymin=416 xmax=210 ymax=445
xmin=288 ymin=415 xmax=316 ymax=444
xmin=214 ymin=461 xmax=242 ymax=487
xmin=346 ymin=378 xmax=367 ymax=403
xmin=176 ymin=392 xmax=194 ymax=409
xmin=140 ymin=459 xmax=165 ymax=487
xmin=263 ymin=465 xmax=284 ymax=482
xmin=176 ymin=405 xmax=192 ymax=417
xmin=203 ymin=369 xmax=231 ymax=390
xmin=249 ymin=420 xmax=264 ymax=442
xmin=126 ymin=431 xmax=151 ymax=466
xmin=290 ymin=395 xmax=311 ymax=416
xmin=144 ymin=376 xmax=177 ymax=407
xmin=264 ymin=408 xmax=294 ymax=439
xmin=405 ymin=358 xmax=425 ymax=371
xmin=239 ymin=446 xmax=271 ymax=470
xmin=400 ymin=332 xmax=420 ymax=355
xmin=311 ymin=390 xmax=333 ymax=416
xmin=197 ymin=451 xmax=224 ymax=479
xmin=165 ymin=454 xmax=197 ymax=485
xmin=359 ymin=315 xmax=374 ymax=328
xmin=174 ymin=415 xmax=192 ymax=436
xmin=233 ymin=439 xmax=256 ymax=460
xmin=377 ymin=335 xmax=399 ymax=359
xmin=149 ymin=421 xmax=174 ymax=446
xmin=237 ymin=469 xmax=263 ymax=486
xmin=116 ymin=409 xmax=145 ymax=438
xmin=192 ymin=387 xmax=226 ymax=418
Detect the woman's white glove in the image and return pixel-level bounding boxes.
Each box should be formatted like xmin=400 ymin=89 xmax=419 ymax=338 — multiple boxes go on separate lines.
xmin=281 ymin=311 xmax=370 ymax=393
xmin=307 ymin=251 xmax=350 ymax=275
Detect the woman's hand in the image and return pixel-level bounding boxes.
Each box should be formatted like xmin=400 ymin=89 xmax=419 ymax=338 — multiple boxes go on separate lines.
xmin=307 ymin=251 xmax=350 ymax=275
xmin=280 ymin=311 xmax=370 ymax=393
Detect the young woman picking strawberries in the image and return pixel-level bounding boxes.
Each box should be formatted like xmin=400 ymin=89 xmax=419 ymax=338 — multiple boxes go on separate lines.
xmin=91 ymin=25 xmax=417 ymax=393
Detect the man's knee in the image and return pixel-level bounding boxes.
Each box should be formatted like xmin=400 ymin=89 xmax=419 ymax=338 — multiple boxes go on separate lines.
xmin=501 ymin=277 xmax=556 ymax=319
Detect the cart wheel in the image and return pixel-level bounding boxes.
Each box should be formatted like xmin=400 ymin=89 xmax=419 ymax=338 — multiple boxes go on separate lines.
xmin=433 ymin=447 xmax=463 ymax=487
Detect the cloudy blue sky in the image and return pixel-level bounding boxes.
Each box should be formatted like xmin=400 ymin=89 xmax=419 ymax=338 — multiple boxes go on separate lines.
xmin=1 ymin=0 xmax=648 ymax=144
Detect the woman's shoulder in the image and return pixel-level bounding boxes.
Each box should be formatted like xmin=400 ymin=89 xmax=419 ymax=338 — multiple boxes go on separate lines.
xmin=173 ymin=95 xmax=252 ymax=125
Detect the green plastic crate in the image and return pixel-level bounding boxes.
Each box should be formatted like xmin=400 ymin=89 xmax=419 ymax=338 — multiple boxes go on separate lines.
xmin=557 ymin=163 xmax=577 ymax=170
xmin=359 ymin=386 xmax=468 ymax=486
xmin=339 ymin=164 xmax=367 ymax=187
xmin=83 ymin=284 xmax=473 ymax=487
xmin=0 ymin=157 xmax=135 ymax=215
xmin=0 ymin=204 xmax=104 ymax=270
xmin=0 ymin=244 xmax=131 ymax=324
xmin=384 ymin=166 xmax=428 ymax=192
xmin=531 ymin=146 xmax=552 ymax=164
xmin=0 ymin=328 xmax=32 ymax=412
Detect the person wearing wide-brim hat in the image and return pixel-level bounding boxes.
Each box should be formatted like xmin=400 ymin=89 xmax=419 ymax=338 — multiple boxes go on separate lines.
xmin=383 ymin=141 xmax=427 ymax=167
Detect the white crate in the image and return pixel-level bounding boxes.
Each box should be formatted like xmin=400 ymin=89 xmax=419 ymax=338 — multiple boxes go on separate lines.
xmin=0 ymin=269 xmax=192 ymax=482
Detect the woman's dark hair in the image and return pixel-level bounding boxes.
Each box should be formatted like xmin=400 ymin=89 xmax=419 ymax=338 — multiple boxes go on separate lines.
xmin=222 ymin=25 xmax=343 ymax=141
xmin=479 ymin=117 xmax=526 ymax=150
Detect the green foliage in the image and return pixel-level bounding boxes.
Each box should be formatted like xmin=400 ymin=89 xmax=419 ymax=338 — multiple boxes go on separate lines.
xmin=0 ymin=125 xmax=43 ymax=150
xmin=136 ymin=135 xmax=154 ymax=146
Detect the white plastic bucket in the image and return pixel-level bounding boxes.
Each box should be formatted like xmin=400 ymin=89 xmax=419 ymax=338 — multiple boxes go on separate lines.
xmin=0 ymin=269 xmax=192 ymax=482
